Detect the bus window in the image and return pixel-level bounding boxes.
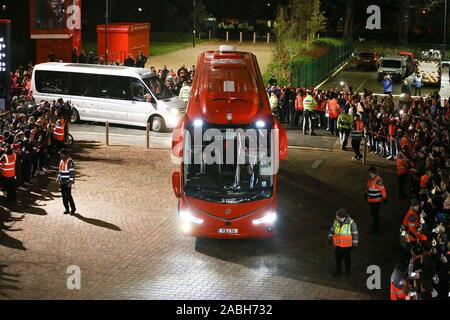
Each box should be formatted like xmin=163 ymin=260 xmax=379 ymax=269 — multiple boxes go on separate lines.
xmin=69 ymin=73 xmax=99 ymax=97
xmin=98 ymin=75 xmax=131 ymax=100
xmin=35 ymin=70 xmax=70 ymax=94
xmin=131 ymin=79 xmax=150 ymax=101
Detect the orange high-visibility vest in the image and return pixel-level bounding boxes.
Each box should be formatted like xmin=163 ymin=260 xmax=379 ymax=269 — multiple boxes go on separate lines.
xmin=396 ymin=153 xmax=412 ymax=176
xmin=1 ymin=153 xmax=16 ymax=178
xmin=390 ymin=282 xmax=407 ymax=300
xmin=53 ymin=118 xmax=65 ymax=142
xmin=328 ymin=99 xmax=340 ymax=119
xmin=332 ymin=219 xmax=354 ymax=248
xmin=403 ymin=209 xmax=420 ymax=236
xmin=420 ymin=175 xmax=429 ymax=189
xmin=367 ymin=176 xmax=387 ymax=203
xmin=295 ymin=95 xmax=304 ymax=111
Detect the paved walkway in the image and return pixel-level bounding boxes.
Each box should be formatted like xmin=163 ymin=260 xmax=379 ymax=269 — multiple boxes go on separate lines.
xmin=0 ymin=142 xmax=386 ymax=300
xmin=146 ymin=41 xmax=274 ymax=74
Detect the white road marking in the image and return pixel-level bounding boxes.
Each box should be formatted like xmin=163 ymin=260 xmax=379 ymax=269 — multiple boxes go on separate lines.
xmin=356 ymin=79 xmax=368 ymax=92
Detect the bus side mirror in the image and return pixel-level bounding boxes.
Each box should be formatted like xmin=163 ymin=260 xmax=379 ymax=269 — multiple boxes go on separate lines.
xmin=172 ymin=171 xmax=181 ymax=198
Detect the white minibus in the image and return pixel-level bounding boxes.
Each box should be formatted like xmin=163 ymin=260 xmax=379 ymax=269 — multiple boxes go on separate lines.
xmin=31 ymin=63 xmax=186 ymax=132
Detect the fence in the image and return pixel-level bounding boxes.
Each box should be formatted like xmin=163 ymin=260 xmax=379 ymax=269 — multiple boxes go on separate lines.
xmin=291 ymin=42 xmax=353 ymax=88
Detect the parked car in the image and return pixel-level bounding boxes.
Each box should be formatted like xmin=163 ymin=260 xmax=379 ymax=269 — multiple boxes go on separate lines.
xmin=356 ymin=51 xmax=380 ymax=70
xmin=378 ymin=56 xmax=408 ymax=82
xmin=398 ymin=51 xmax=417 ymax=75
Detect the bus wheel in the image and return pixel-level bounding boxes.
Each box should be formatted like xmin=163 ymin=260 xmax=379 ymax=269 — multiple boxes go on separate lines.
xmin=71 ymin=109 xmax=80 ymax=124
xmin=151 ymin=116 xmax=166 ymax=133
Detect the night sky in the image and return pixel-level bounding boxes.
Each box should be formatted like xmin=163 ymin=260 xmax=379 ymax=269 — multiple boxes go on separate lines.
xmin=0 ymin=0 xmax=448 ymax=66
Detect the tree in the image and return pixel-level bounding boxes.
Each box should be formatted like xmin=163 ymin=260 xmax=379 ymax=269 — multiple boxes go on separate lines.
xmin=343 ymin=0 xmax=355 ymax=42
xmin=273 ymin=6 xmax=292 ymax=80
xmin=290 ymin=0 xmax=326 ymax=42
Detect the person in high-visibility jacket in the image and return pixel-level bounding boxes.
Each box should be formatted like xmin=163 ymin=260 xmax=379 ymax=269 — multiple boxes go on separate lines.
xmin=402 ymin=199 xmax=425 ymax=242
xmin=0 ymin=146 xmax=17 ymax=202
xmin=396 ymin=145 xmax=413 ymax=199
xmin=327 ymin=95 xmax=341 ymax=136
xmin=57 ymin=149 xmax=76 ymax=215
xmin=294 ymin=91 xmax=304 ymax=127
xmin=337 ymin=108 xmax=353 ymax=151
xmin=350 ymin=113 xmax=365 ymax=161
xmin=53 ymin=114 xmax=66 ymax=152
xmin=328 ymin=208 xmax=359 ymax=277
xmin=269 ymin=92 xmax=278 ymax=114
xmin=366 ymin=167 xmax=388 ymax=234
xmin=390 ymin=263 xmax=409 ymax=300
xmin=178 ymin=81 xmax=192 ymax=103
xmin=302 ymin=91 xmax=317 ymax=136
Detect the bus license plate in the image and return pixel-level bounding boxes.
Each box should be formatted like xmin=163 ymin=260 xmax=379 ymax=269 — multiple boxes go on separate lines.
xmin=218 ymin=229 xmax=238 ymax=235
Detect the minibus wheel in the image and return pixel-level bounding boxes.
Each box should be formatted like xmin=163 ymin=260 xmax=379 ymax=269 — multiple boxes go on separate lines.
xmin=71 ymin=109 xmax=80 ymax=124
xmin=150 ymin=116 xmax=166 ymax=132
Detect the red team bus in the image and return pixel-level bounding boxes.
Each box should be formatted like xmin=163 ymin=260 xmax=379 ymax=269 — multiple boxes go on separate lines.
xmin=171 ymin=45 xmax=288 ymax=239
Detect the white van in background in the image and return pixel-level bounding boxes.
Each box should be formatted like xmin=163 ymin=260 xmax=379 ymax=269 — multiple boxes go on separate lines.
xmin=31 ymin=63 xmax=186 ymax=132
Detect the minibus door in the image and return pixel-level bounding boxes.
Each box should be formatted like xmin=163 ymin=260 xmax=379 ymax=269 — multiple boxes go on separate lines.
xmin=130 ymin=79 xmax=156 ymax=124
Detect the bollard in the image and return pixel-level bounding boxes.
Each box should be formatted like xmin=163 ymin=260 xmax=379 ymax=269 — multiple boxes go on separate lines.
xmin=226 ymin=31 xmax=229 ymax=42
xmin=267 ymin=33 xmax=270 ymax=44
xmin=146 ymin=123 xmax=151 ymax=149
xmin=209 ymin=30 xmax=211 ymax=40
xmin=253 ymin=32 xmax=256 ymax=43
xmin=239 ymin=32 xmax=243 ymax=43
xmin=105 ymin=121 xmax=110 ymax=146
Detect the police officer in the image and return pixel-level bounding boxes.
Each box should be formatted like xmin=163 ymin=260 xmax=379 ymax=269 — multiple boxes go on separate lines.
xmin=303 ymin=91 xmax=316 ymax=136
xmin=328 ymin=208 xmax=359 ymax=277
xmin=57 ymin=149 xmax=76 ymax=215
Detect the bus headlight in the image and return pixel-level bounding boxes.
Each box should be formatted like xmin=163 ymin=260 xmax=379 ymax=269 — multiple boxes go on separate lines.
xmin=252 ymin=212 xmax=277 ymax=225
xmin=180 ymin=210 xmax=204 ymax=225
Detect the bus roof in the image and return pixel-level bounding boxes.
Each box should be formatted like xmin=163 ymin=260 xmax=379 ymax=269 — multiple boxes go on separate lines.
xmin=186 ymin=47 xmax=271 ymax=125
xmin=33 ymin=62 xmax=154 ymax=78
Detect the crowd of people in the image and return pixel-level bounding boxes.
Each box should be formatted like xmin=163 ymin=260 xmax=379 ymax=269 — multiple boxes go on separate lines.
xmin=267 ymin=78 xmax=450 ymax=300
xmin=0 ymin=85 xmax=72 ymax=203
xmin=48 ymin=49 xmax=196 ymax=99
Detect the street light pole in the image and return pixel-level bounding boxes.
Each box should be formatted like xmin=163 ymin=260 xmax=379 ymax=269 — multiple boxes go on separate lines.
xmin=105 ymin=0 xmax=109 ymax=64
xmin=444 ymin=0 xmax=448 ymax=59
xmin=193 ymin=0 xmax=197 ymax=48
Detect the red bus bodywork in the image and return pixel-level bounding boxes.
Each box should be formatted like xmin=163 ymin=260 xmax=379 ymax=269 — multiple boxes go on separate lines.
xmin=172 ymin=46 xmax=287 ymax=239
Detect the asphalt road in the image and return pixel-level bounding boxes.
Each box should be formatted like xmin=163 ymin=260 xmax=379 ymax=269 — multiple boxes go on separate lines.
xmin=318 ymin=62 xmax=440 ymax=96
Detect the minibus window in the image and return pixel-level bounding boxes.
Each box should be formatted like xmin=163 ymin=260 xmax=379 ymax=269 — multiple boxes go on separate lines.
xmin=98 ymin=75 xmax=131 ymax=100
xmin=69 ymin=73 xmax=99 ymax=97
xmin=35 ymin=70 xmax=70 ymax=94
xmin=131 ymin=79 xmax=150 ymax=101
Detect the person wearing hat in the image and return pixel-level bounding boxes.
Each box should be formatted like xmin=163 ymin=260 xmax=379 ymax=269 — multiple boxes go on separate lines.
xmin=328 ymin=208 xmax=359 ymax=277
xmin=366 ymin=167 xmax=388 ymax=234
xmin=57 ymin=149 xmax=76 ymax=215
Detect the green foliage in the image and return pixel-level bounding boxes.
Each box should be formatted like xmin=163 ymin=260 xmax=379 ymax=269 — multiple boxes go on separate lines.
xmin=313 ymin=38 xmax=345 ymax=48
